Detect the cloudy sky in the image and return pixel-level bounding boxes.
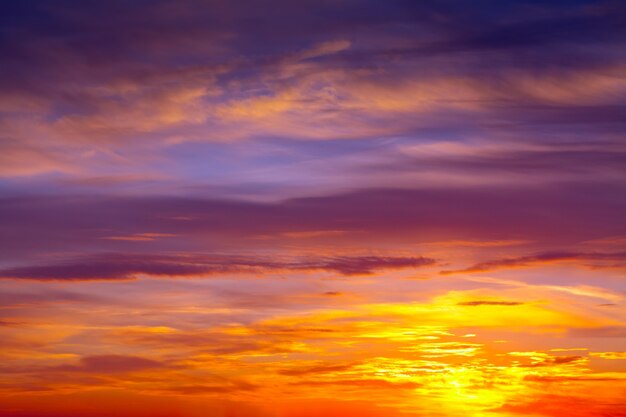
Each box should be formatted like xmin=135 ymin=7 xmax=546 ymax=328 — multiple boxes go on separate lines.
xmin=1 ymin=1 xmax=625 ymax=416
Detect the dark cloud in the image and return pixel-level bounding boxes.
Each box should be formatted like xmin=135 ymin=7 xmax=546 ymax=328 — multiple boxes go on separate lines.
xmin=523 ymin=375 xmax=622 ymax=382
xmin=291 ymin=379 xmax=422 ymax=389
xmin=0 ymin=253 xmax=434 ymax=281
xmin=520 ymin=355 xmax=585 ymax=368
xmin=164 ymin=381 xmax=257 ymax=395
xmin=51 ymin=355 xmax=166 ymax=374
xmin=2 ymin=182 xmax=626 ymax=263
xmin=457 ymin=300 xmax=525 ymax=306
xmin=568 ymin=326 xmax=626 ymax=338
xmin=279 ymin=362 xmax=357 ymax=376
xmin=0 ymin=320 xmax=24 ymax=327
xmin=442 ymin=251 xmax=626 ymax=274
xmin=302 ymin=256 xmax=434 ymax=275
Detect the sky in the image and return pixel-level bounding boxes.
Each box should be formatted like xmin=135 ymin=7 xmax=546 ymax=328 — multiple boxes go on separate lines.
xmin=0 ymin=0 xmax=625 ymax=416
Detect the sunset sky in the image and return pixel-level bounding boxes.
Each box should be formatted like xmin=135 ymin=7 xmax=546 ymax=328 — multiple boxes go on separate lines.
xmin=1 ymin=1 xmax=625 ymax=416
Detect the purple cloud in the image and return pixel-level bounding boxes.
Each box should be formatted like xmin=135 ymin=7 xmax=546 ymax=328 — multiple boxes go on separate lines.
xmin=0 ymin=253 xmax=435 ymax=281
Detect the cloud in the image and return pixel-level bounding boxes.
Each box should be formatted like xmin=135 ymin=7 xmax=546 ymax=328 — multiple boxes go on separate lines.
xmin=589 ymin=352 xmax=626 ymax=360
xmin=523 ymin=375 xmax=623 ymax=382
xmin=0 ymin=320 xmax=23 ymax=327
xmin=102 ymin=233 xmax=177 ymax=242
xmin=291 ymin=379 xmax=421 ymax=389
xmin=295 ymin=40 xmax=351 ymax=61
xmin=457 ymin=300 xmax=525 ymax=306
xmin=163 ymin=381 xmax=257 ymax=395
xmin=520 ymin=355 xmax=585 ymax=368
xmin=51 ymin=355 xmax=166 ymax=374
xmin=0 ymin=289 xmax=100 ymax=307
xmin=279 ymin=362 xmax=356 ymax=376
xmin=0 ymin=141 xmax=71 ymax=177
xmin=2 ymin=0 xmax=625 ymax=163
xmin=442 ymin=251 xmax=626 ymax=274
xmin=302 ymin=255 xmax=434 ymax=275
xmin=0 ymin=253 xmax=435 ymax=281
xmin=403 ymin=341 xmax=482 ymax=357
xmin=2 ymin=182 xmax=625 ymax=263
xmin=365 ymin=140 xmax=626 ymax=187
xmin=568 ymin=326 xmax=626 ymax=338
xmin=494 ymin=394 xmax=626 ymax=417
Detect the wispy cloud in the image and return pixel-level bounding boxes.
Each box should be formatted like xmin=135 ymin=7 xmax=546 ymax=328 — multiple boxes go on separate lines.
xmin=0 ymin=253 xmax=435 ymax=281
xmin=441 ymin=251 xmax=626 ymax=274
